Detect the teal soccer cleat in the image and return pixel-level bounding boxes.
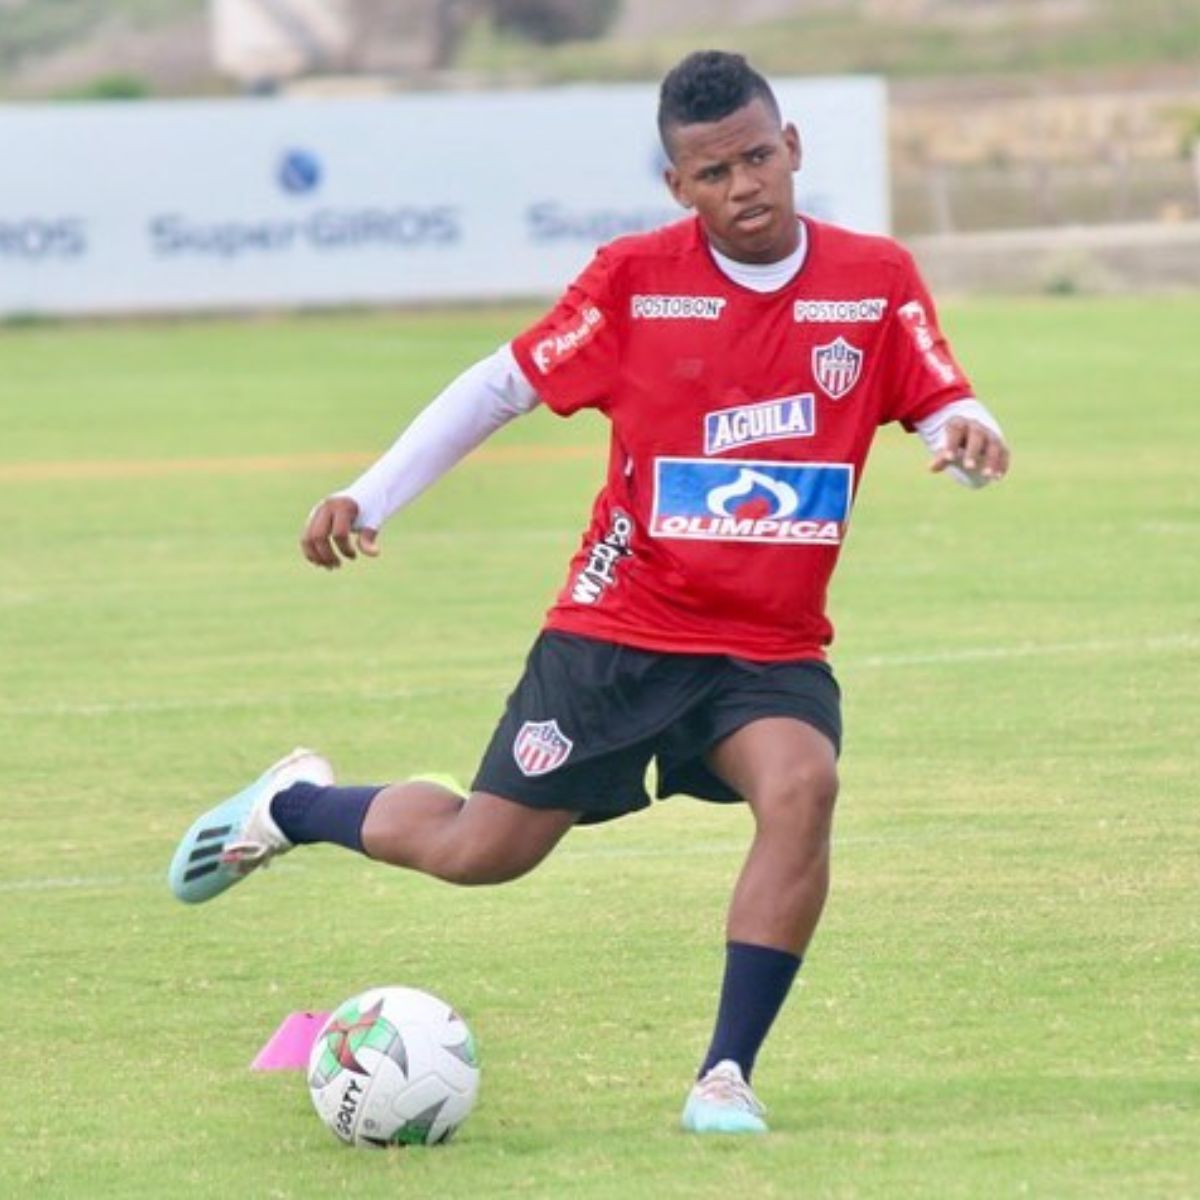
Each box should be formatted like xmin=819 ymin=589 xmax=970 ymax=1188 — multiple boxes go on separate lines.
xmin=168 ymin=747 xmax=334 ymax=904
xmin=680 ymin=1060 xmax=769 ymax=1134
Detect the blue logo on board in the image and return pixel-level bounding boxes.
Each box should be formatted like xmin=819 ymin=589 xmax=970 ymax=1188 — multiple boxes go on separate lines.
xmin=278 ymin=149 xmax=322 ymax=195
xmin=651 ymin=458 xmax=851 ymax=544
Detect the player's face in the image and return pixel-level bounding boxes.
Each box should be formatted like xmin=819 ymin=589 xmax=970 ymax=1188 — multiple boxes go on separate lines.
xmin=664 ymin=97 xmax=802 ymax=265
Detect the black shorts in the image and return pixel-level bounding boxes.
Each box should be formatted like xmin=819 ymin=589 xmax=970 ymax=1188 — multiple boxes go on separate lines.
xmin=472 ymin=631 xmax=842 ymax=825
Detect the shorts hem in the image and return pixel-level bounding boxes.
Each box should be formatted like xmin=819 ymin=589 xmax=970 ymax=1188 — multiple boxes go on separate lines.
xmin=656 ymin=706 xmax=842 ymax=804
xmin=468 ymin=772 xmax=650 ymax=825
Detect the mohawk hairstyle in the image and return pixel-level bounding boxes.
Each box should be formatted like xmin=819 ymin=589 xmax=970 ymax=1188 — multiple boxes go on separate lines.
xmin=657 ymin=51 xmax=781 ymax=160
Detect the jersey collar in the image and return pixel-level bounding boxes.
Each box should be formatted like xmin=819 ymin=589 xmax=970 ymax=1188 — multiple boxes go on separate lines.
xmin=706 ymin=218 xmax=809 ymax=294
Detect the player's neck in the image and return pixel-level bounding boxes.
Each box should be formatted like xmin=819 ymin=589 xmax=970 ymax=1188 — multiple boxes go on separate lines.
xmin=706 ymin=221 xmax=808 ymax=294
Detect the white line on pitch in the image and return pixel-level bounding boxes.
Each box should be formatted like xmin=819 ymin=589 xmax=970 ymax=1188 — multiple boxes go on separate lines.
xmin=3 ymin=631 xmax=1196 ymax=720
xmin=0 ymin=873 xmax=158 ymax=894
xmin=846 ymin=632 xmax=1199 ymax=669
xmin=0 ymin=682 xmax=503 ymax=719
xmin=0 ymin=828 xmax=1011 ymax=896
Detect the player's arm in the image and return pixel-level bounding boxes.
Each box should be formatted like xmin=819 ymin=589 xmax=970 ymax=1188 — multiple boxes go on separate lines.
xmin=301 ymin=344 xmax=540 ymax=570
xmin=883 ymin=249 xmax=1010 ymax=489
xmin=913 ymin=398 xmax=1009 ymax=488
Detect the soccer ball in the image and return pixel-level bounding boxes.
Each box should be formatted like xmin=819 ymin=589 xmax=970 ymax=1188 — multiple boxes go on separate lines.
xmin=307 ymin=985 xmax=479 ymax=1147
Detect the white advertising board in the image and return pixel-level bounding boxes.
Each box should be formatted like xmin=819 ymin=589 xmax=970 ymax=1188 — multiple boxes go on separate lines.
xmin=0 ymin=79 xmax=887 ymax=316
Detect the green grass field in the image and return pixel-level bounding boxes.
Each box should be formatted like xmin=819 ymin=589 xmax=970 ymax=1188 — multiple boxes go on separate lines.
xmin=1 ymin=297 xmax=1197 ymax=1198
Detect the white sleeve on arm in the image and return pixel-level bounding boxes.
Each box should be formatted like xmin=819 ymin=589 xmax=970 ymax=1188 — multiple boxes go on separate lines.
xmin=336 ymin=343 xmax=540 ymax=529
xmin=914 ymin=397 xmax=1004 ymax=489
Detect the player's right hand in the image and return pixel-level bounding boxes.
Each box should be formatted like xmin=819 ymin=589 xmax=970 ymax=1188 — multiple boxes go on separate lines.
xmin=300 ymin=496 xmax=380 ymax=570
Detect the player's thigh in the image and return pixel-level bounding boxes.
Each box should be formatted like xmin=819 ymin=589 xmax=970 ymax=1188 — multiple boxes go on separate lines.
xmin=455 ymin=790 xmax=578 ymax=874
xmin=475 ymin=630 xmax=715 ymax=824
xmin=707 ymin=716 xmax=839 ymax=827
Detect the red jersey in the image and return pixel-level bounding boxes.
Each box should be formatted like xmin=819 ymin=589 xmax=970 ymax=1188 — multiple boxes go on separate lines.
xmin=509 ymin=216 xmax=973 ymax=661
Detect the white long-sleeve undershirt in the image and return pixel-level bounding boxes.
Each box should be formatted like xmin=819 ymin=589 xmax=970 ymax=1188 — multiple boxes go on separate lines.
xmin=338 ymin=343 xmax=539 ymax=530
xmin=708 ymin=227 xmax=808 ymax=291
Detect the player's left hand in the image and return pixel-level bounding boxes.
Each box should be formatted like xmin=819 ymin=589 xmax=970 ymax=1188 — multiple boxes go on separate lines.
xmin=300 ymin=495 xmax=380 ymax=570
xmin=930 ymin=418 xmax=1010 ymax=481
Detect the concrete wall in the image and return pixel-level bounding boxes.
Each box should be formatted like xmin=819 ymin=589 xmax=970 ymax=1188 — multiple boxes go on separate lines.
xmin=909 ymin=221 xmax=1200 ymax=295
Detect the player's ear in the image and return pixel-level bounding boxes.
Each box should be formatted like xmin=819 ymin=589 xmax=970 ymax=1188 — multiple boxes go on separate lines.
xmin=664 ymin=165 xmax=691 ymax=209
xmin=784 ymin=122 xmax=802 ymax=172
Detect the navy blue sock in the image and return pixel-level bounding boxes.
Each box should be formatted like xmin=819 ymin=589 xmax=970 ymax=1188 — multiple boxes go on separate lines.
xmin=700 ymin=941 xmax=802 ymax=1081
xmin=270 ymin=783 xmax=382 ymax=854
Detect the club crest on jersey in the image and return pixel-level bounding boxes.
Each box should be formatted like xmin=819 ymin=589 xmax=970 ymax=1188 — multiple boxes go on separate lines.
xmin=812 ymin=337 xmax=864 ymax=400
xmin=704 ymin=394 xmax=815 ymax=455
xmin=651 ymin=458 xmax=852 ymax=545
xmin=513 ymin=719 xmax=574 ymax=777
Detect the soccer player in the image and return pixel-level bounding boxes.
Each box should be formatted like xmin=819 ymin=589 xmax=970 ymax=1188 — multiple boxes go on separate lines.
xmin=169 ymin=50 xmax=1009 ymax=1134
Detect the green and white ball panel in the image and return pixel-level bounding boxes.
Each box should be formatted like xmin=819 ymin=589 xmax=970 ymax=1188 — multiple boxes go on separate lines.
xmin=307 ymin=985 xmax=480 ymax=1147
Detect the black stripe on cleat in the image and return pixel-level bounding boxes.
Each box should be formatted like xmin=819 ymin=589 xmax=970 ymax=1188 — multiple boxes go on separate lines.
xmin=183 ymin=861 xmax=221 ymax=883
xmin=188 ymin=843 xmax=224 ymax=864
xmin=197 ymin=825 xmax=233 ymax=841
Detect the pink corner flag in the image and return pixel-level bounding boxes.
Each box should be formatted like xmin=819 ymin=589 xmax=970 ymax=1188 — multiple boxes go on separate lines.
xmin=250 ymin=1010 xmax=330 ymax=1071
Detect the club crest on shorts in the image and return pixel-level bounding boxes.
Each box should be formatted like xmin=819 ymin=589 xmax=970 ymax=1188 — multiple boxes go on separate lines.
xmin=513 ymin=719 xmax=574 ymax=777
xmin=812 ymin=337 xmax=864 ymax=400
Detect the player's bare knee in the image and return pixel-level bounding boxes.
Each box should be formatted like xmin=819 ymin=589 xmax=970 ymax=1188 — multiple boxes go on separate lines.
xmin=754 ymin=760 xmax=839 ymax=830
